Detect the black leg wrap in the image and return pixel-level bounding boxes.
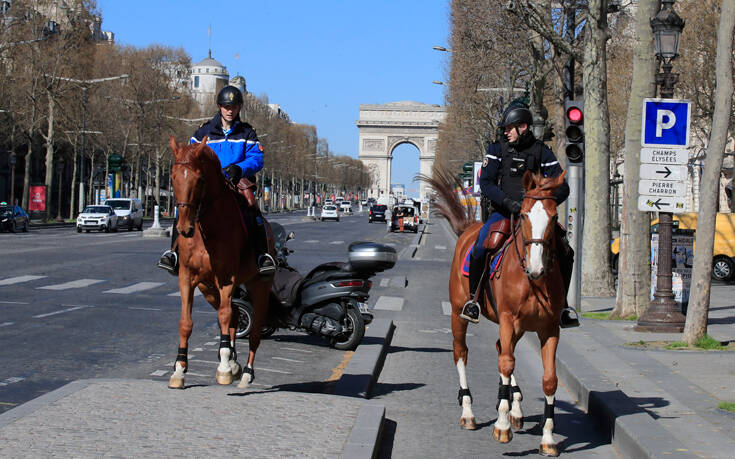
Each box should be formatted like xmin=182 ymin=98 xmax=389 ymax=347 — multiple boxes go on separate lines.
xmin=174 ymin=347 xmax=188 ymax=373
xmin=243 ymin=365 xmax=254 ymax=382
xmin=457 ymin=388 xmax=472 ymax=406
xmin=512 ymin=384 xmax=523 ymax=401
xmin=496 ymin=383 xmax=511 ymax=410
xmin=544 ymin=401 xmax=555 ymax=421
xmin=219 ymin=334 xmax=231 ymax=356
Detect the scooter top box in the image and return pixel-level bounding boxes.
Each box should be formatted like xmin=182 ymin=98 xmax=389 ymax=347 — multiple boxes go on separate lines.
xmin=348 ymin=241 xmax=397 ymax=272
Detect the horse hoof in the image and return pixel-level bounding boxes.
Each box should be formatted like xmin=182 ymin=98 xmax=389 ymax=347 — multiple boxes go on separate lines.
xmin=168 ymin=377 xmax=185 ymax=389
xmin=216 ymin=370 xmax=233 ymax=385
xmin=237 ymin=375 xmax=252 ymax=389
xmin=510 ymin=415 xmax=524 ymax=430
xmin=492 ymin=426 xmax=512 ymax=443
xmin=539 ymin=444 xmax=559 ymax=457
xmin=230 ymin=361 xmax=242 ymax=379
xmin=460 ymin=417 xmax=477 ymax=430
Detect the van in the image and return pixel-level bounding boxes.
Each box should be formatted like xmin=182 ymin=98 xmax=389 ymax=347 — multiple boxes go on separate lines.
xmin=104 ymin=198 xmax=144 ymax=231
xmin=611 ymin=212 xmax=735 ymax=281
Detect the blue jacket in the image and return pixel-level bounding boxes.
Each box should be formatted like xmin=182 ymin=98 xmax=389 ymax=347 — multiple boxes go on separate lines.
xmin=190 ymin=113 xmax=264 ymax=180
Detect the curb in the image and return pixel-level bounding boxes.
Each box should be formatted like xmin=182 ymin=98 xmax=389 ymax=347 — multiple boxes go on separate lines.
xmin=341 ymin=402 xmax=386 ymax=459
xmin=333 ymin=319 xmax=395 ymax=399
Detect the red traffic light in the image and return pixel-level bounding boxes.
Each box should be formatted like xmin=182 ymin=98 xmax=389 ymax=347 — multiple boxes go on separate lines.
xmin=567 ymin=107 xmax=583 ymax=124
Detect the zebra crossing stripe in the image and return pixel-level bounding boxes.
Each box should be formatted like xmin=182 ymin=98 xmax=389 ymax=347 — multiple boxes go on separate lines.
xmin=37 ymin=279 xmax=105 ymax=290
xmin=329 ymin=241 xmax=344 ymax=245
xmin=442 ymin=301 xmax=452 ymax=316
xmin=150 ymin=370 xmax=167 ymax=376
xmin=167 ymin=289 xmax=203 ymax=297
xmin=373 ymin=296 xmax=404 ymax=311
xmin=33 ymin=305 xmax=93 ymax=318
xmin=0 ymin=275 xmax=47 ymax=286
xmin=104 ymin=282 xmax=165 ymax=294
xmin=380 ymin=278 xmax=390 ymax=287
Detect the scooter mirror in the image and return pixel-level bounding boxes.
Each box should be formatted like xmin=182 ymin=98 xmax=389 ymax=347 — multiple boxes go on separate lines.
xmin=287 ymin=231 xmax=295 ymax=241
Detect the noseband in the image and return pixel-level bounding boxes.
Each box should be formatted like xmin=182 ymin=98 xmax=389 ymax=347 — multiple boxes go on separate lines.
xmin=514 ymin=195 xmax=558 ymax=277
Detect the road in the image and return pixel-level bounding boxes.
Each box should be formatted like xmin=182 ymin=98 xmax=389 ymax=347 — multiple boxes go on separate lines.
xmin=0 ymin=209 xmax=412 ymax=413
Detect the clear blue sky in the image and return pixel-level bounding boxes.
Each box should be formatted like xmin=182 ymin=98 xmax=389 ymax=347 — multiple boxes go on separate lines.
xmin=97 ymin=0 xmax=450 ymax=197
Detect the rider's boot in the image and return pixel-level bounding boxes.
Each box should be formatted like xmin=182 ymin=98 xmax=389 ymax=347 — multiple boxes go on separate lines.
xmin=460 ymin=255 xmax=484 ymax=324
xmin=557 ymin=226 xmax=579 ymax=328
xmin=253 ymin=213 xmax=276 ymax=277
xmin=157 ymin=218 xmax=179 ymax=276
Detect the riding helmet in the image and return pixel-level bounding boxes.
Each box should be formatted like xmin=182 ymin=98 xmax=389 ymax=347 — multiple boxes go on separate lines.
xmin=500 ymin=101 xmax=533 ymax=128
xmin=216 ymin=85 xmax=244 ymax=106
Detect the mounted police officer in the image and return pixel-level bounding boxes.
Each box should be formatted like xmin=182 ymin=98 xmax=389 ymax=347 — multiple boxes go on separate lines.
xmin=158 ymin=85 xmax=276 ymax=276
xmin=460 ymin=101 xmax=579 ymax=328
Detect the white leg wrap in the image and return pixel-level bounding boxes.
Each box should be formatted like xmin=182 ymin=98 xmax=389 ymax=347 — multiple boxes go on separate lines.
xmin=494 ymin=373 xmax=511 ymax=430
xmin=456 ymin=359 xmax=474 ymax=420
xmin=218 ymin=347 xmax=231 ymax=373
xmin=237 ymin=364 xmax=254 ymax=388
xmin=541 ymin=394 xmax=555 ymax=445
xmin=172 ymin=362 xmax=186 ymax=380
xmin=510 ymin=374 xmax=523 ymax=419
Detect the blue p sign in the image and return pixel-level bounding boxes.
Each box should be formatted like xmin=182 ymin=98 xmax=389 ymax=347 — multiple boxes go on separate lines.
xmin=641 ymin=99 xmax=691 ymax=148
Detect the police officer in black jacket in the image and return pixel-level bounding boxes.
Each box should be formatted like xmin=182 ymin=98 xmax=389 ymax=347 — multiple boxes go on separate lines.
xmin=460 ymin=103 xmax=579 ymax=328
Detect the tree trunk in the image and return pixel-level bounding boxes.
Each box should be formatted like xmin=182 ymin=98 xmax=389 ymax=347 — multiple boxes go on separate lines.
xmin=155 ymin=149 xmax=161 ymax=206
xmin=683 ymin=0 xmax=735 ymax=344
xmin=580 ymin=0 xmax=615 ymax=296
xmin=69 ymin=146 xmax=78 ymax=220
xmin=44 ymin=89 xmax=55 ymax=220
xmin=88 ymin=154 xmax=95 ymax=204
xmin=611 ymin=0 xmax=659 ymax=318
xmin=22 ymin=141 xmax=32 ymax=210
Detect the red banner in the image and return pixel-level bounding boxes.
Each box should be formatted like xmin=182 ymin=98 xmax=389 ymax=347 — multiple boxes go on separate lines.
xmin=28 ymin=185 xmax=46 ymax=212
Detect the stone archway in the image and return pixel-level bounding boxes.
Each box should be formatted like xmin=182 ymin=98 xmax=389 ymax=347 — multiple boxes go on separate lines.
xmin=356 ymin=101 xmax=446 ymax=204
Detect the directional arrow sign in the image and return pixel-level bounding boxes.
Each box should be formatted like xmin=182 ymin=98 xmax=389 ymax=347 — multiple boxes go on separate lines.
xmin=638 ymin=195 xmax=687 ymax=213
xmin=641 ymin=147 xmax=688 ymax=165
xmin=638 ymin=179 xmax=687 ymax=197
xmin=639 ymin=163 xmax=687 ymax=181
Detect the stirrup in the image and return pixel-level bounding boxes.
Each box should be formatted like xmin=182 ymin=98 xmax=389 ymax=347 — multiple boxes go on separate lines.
xmin=157 ymin=250 xmax=178 ymax=276
xmin=257 ymin=253 xmax=276 ymax=276
xmin=460 ymin=300 xmax=480 ymax=324
xmin=560 ymin=307 xmax=580 ymax=328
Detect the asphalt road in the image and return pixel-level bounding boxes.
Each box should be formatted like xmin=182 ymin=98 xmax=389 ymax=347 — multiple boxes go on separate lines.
xmin=0 ymin=209 xmax=413 ymax=414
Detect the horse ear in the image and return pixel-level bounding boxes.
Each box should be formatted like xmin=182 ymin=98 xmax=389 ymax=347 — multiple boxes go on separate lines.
xmin=169 ymin=136 xmax=178 ymax=157
xmin=554 ymin=170 xmax=567 ymax=188
xmin=201 ymin=135 xmax=208 ymax=145
xmin=522 ymin=170 xmax=535 ymax=191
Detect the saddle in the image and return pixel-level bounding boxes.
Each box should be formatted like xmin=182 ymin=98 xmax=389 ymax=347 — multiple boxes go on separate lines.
xmin=226 ymin=177 xmax=275 ymax=255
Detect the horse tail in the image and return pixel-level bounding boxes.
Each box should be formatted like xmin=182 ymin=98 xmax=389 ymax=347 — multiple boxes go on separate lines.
xmin=418 ymin=166 xmax=477 ymax=236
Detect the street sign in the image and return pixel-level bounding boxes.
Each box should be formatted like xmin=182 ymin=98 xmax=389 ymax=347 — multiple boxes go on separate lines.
xmin=641 ymin=98 xmax=691 ymax=148
xmin=639 ymin=164 xmax=687 ymax=181
xmin=637 ymin=195 xmax=687 ymax=213
xmin=638 ymin=179 xmax=687 ymax=197
xmin=641 ymin=147 xmax=688 ymax=165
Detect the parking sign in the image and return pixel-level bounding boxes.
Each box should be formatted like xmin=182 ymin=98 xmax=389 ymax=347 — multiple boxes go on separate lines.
xmin=641 ymin=98 xmax=691 ymax=148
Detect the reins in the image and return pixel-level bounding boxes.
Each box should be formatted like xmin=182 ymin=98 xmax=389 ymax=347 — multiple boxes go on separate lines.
xmin=173 ymin=159 xmax=225 ymax=223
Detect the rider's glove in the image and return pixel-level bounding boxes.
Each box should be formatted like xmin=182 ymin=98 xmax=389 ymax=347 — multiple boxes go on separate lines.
xmin=503 ymin=197 xmax=522 ymax=215
xmin=223 ymin=164 xmax=242 ymax=183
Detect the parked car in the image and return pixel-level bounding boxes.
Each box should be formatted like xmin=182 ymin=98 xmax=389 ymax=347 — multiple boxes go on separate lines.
xmin=335 ymin=196 xmax=345 ymax=206
xmin=105 ymin=198 xmax=143 ymax=231
xmin=360 ymin=199 xmax=368 ymax=206
xmin=610 ymin=212 xmax=735 ymax=281
xmin=390 ymin=205 xmax=419 ymax=233
xmin=368 ymin=204 xmax=387 ymax=223
xmin=320 ymin=205 xmax=340 ymax=222
xmin=76 ymin=205 xmax=118 ymax=233
xmin=0 ymin=204 xmax=29 ymax=233
xmin=339 ymin=202 xmax=353 ymax=214
xmin=324 ymin=199 xmax=334 ymax=206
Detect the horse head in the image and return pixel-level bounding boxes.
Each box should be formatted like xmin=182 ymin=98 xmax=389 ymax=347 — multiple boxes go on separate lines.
xmin=170 ymin=136 xmax=211 ymax=238
xmin=518 ymin=170 xmax=566 ymax=280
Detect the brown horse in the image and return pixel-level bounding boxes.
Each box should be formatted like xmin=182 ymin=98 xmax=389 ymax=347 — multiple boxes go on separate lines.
xmin=430 ymin=169 xmax=566 ymax=456
xmin=167 ymin=136 xmax=273 ymax=390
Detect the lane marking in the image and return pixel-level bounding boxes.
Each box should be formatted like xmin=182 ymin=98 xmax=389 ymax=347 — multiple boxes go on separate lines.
xmin=192 ymin=348 xmax=203 ymax=352
xmin=0 ymin=301 xmax=30 ymax=305
xmin=435 ymin=245 xmax=447 ymax=250
xmin=380 ymin=278 xmax=390 ymax=287
xmin=327 ymin=351 xmax=354 ymax=382
xmin=0 ymin=275 xmax=47 ymax=286
xmin=304 ymin=240 xmax=319 ymax=243
xmin=150 ymin=370 xmax=168 ymax=376
xmin=104 ymin=282 xmax=165 ymax=294
xmin=373 ymin=296 xmax=404 ymax=311
xmin=33 ymin=305 xmax=93 ymax=318
xmin=0 ymin=377 xmax=25 ymax=386
xmin=204 ymin=342 xmax=216 ymax=346
xmin=442 ymin=301 xmax=452 ymax=316
xmin=0 ymin=402 xmax=18 ymax=406
xmin=329 ymin=241 xmax=344 ymax=245
xmin=37 ymin=279 xmax=105 ymax=290
xmin=0 ymin=322 xmax=14 ymax=328
xmin=256 ymin=367 xmax=291 ymax=374
xmin=128 ymin=307 xmax=162 ymax=311
xmin=272 ymin=356 xmax=303 ymax=363
xmin=281 ymin=347 xmax=313 ymax=353
xmin=168 ymin=289 xmax=203 ymax=297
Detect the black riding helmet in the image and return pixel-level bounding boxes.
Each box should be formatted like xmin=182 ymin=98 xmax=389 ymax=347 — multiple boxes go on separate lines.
xmin=216 ymin=85 xmax=243 ymax=106
xmin=500 ymin=105 xmax=533 ymax=128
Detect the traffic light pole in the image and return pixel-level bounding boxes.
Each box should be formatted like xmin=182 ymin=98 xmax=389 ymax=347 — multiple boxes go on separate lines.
xmin=566 ymin=163 xmax=584 ymax=312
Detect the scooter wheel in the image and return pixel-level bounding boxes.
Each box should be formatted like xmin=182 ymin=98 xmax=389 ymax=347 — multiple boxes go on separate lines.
xmin=333 ymin=308 xmax=365 ymax=351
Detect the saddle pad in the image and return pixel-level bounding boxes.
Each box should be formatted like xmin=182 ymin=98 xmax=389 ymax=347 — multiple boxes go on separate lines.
xmin=461 ymin=246 xmax=503 ymax=278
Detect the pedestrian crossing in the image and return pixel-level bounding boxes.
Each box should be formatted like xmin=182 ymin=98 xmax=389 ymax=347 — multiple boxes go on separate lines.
xmin=0 ymin=275 xmax=47 ymax=286
xmin=37 ymin=279 xmax=106 ymax=290
xmin=103 ymin=282 xmax=165 ymax=294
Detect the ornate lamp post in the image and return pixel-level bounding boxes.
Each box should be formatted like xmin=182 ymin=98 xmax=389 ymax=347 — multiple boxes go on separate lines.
xmin=635 ymin=0 xmax=686 ymax=332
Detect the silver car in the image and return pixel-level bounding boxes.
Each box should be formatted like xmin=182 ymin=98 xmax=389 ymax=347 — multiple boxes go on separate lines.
xmin=320 ymin=205 xmax=339 ymax=222
xmin=105 ymin=198 xmax=143 ymax=231
xmin=76 ymin=205 xmax=118 ymax=233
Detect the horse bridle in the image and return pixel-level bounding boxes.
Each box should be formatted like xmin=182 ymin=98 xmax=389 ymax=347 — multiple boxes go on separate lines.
xmin=514 ymin=195 xmax=558 ymax=276
xmin=173 ymin=160 xmax=206 ymax=222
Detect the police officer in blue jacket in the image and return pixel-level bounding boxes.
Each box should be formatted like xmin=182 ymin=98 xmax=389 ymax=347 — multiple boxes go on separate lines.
xmin=460 ymin=102 xmax=578 ymax=328
xmin=158 ymin=85 xmax=276 ymax=276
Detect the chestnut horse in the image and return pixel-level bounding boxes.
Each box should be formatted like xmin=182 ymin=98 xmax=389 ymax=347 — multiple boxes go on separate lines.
xmin=167 ymin=136 xmax=273 ymax=390
xmin=430 ymin=169 xmax=567 ymax=456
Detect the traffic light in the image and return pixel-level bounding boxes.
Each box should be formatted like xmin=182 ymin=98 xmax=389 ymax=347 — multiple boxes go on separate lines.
xmin=564 ymin=99 xmax=584 ymax=163
xmin=462 ymin=161 xmax=474 ymax=176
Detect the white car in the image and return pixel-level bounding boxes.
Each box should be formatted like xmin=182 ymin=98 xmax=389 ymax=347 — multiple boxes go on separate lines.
xmin=105 ymin=198 xmax=143 ymax=231
xmin=321 ymin=205 xmax=339 ymax=222
xmin=76 ymin=205 xmax=118 ymax=233
xmin=339 ymin=202 xmax=353 ymax=214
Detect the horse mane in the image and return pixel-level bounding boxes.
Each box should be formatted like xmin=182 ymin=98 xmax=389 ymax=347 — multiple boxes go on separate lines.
xmin=418 ymin=166 xmax=477 ymax=236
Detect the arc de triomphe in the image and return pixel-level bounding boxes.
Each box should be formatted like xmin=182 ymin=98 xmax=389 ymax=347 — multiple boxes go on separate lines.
xmin=356 ymin=101 xmax=446 ymax=203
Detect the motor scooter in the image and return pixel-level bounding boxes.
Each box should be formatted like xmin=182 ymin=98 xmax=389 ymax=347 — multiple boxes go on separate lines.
xmin=234 ymin=223 xmax=396 ymax=350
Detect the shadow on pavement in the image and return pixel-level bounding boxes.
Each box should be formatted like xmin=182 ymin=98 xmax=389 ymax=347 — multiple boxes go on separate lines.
xmin=370 ymin=382 xmax=425 ymax=397
xmin=377 ymin=418 xmax=397 ymax=459
xmin=226 ymin=379 xmax=335 ymax=396
xmin=386 ymin=345 xmax=450 ymax=354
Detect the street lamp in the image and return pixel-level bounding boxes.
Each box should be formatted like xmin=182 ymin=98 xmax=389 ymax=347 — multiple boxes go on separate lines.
xmin=432 ymin=46 xmax=452 ymax=52
xmin=635 ymin=0 xmax=686 ymax=333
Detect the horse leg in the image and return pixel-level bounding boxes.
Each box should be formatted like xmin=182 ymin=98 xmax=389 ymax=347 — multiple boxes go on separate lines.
xmin=493 ymin=316 xmax=515 ymax=443
xmin=169 ymin=278 xmax=195 ymax=389
xmin=238 ymin=278 xmax=270 ymax=389
xmin=228 ymin=304 xmax=243 ymax=380
xmin=198 ymin=283 xmax=241 ymax=380
xmin=451 ymin=309 xmax=476 ymax=430
xmin=508 ymin=333 xmax=525 ymax=430
xmin=538 ymin=329 xmax=560 ymax=457
xmin=215 ymin=284 xmax=236 ymax=385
